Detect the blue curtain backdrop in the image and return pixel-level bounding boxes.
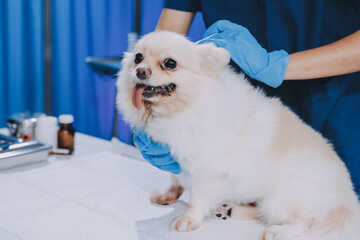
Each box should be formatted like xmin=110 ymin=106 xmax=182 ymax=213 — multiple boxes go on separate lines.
xmin=0 ymin=0 xmax=44 ymax=127
xmin=0 ymin=0 xmax=205 ymax=142
xmin=51 ymin=0 xmax=134 ymax=140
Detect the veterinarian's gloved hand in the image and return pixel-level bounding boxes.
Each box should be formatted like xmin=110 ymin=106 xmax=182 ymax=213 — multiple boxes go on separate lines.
xmin=201 ymin=20 xmax=290 ymax=88
xmin=133 ymin=129 xmax=182 ymax=174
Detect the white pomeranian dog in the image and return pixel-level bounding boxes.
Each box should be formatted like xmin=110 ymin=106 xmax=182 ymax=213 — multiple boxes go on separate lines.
xmin=116 ymin=31 xmax=360 ymax=240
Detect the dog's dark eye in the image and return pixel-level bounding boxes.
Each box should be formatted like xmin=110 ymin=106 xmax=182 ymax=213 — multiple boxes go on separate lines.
xmin=164 ymin=58 xmax=177 ymax=69
xmin=134 ymin=53 xmax=143 ymax=64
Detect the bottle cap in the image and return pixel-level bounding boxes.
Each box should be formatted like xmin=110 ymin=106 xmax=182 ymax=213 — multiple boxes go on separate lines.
xmin=37 ymin=116 xmax=58 ymax=127
xmin=59 ymin=114 xmax=74 ymax=124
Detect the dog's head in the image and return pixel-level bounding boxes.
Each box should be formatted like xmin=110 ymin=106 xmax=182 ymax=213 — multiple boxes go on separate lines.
xmin=117 ymin=31 xmax=230 ymax=127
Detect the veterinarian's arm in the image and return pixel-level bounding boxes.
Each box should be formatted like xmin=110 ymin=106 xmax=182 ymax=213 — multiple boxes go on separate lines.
xmin=155 ymin=8 xmax=195 ymax=35
xmin=285 ymin=30 xmax=360 ymax=80
xmin=202 ymin=20 xmax=289 ymax=88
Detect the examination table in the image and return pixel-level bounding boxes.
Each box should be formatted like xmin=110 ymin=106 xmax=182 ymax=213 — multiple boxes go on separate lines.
xmin=0 ymin=130 xmax=264 ymax=240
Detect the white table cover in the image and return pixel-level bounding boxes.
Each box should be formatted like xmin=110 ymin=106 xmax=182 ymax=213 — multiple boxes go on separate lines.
xmin=0 ymin=133 xmax=265 ymax=240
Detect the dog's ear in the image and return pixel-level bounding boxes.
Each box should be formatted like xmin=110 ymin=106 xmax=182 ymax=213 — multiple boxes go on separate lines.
xmin=197 ymin=43 xmax=230 ymax=68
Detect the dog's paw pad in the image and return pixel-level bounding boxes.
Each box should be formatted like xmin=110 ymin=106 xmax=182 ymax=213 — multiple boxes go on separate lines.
xmin=211 ymin=203 xmax=233 ymax=220
xmin=150 ymin=191 xmax=177 ymax=205
xmin=171 ymin=216 xmax=200 ymax=232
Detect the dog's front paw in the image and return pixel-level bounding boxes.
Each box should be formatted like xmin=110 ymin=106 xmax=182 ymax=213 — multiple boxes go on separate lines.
xmin=260 ymin=224 xmax=308 ymax=240
xmin=171 ymin=215 xmax=201 ymax=232
xmin=150 ymin=190 xmax=178 ymax=205
xmin=150 ymin=185 xmax=184 ymax=205
xmin=260 ymin=229 xmax=278 ymax=240
xmin=260 ymin=226 xmax=285 ymax=240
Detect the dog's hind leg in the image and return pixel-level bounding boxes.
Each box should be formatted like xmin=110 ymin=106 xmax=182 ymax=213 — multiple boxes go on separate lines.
xmin=150 ymin=174 xmax=184 ymax=205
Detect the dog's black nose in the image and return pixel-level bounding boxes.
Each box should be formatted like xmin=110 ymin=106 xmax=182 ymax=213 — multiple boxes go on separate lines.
xmin=136 ymin=67 xmax=151 ymax=80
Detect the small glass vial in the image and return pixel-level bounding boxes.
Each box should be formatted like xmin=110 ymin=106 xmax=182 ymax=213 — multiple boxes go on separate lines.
xmin=57 ymin=114 xmax=75 ymax=153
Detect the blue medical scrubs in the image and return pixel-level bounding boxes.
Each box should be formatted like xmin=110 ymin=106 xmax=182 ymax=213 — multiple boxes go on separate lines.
xmin=165 ymin=0 xmax=360 ymax=196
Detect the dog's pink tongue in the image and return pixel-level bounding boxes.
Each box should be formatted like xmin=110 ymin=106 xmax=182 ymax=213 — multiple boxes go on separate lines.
xmin=132 ymin=85 xmax=146 ymax=110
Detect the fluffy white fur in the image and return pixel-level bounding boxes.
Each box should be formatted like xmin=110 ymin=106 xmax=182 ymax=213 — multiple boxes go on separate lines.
xmin=116 ymin=31 xmax=360 ymax=240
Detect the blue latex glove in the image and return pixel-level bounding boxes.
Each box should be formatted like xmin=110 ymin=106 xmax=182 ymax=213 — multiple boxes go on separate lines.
xmin=133 ymin=129 xmax=181 ymax=174
xmin=201 ymin=20 xmax=290 ymax=88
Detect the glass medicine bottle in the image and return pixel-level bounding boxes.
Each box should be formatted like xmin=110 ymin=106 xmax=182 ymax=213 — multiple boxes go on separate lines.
xmin=57 ymin=114 xmax=75 ymax=153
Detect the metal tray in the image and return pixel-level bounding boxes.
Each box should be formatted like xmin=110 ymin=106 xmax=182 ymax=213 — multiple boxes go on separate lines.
xmin=0 ymin=134 xmax=52 ymax=170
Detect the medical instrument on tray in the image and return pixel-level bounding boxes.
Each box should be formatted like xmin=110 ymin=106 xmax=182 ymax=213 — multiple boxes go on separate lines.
xmin=7 ymin=112 xmax=45 ymax=139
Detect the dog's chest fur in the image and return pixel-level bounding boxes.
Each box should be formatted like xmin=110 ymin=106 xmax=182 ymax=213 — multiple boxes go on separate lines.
xmin=144 ymin=70 xmax=277 ymax=202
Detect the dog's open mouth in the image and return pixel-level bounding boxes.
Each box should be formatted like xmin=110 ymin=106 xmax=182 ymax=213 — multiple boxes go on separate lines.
xmin=132 ymin=83 xmax=176 ymax=110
